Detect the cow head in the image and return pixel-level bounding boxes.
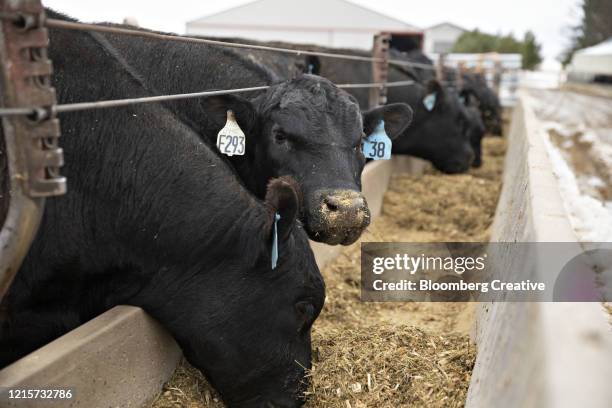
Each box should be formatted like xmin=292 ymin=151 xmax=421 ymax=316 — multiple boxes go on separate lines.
xmin=459 ymin=89 xmax=486 ymax=167
xmin=463 ymin=75 xmax=503 ymax=136
xmin=203 ymin=75 xmax=412 ymax=245
xmin=392 ymin=80 xmax=474 ymax=174
xmin=155 ymin=177 xmax=324 ymax=407
xmin=478 ymin=91 xmax=503 ymax=136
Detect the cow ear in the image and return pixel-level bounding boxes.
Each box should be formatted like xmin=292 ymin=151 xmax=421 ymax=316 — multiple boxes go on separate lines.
xmin=200 ymin=94 xmax=258 ymax=136
xmin=362 ymin=103 xmax=412 ymax=141
xmin=305 ymin=56 xmax=321 ymax=75
xmin=423 ymin=79 xmax=444 ymax=111
xmin=265 ymin=176 xmax=302 ymax=241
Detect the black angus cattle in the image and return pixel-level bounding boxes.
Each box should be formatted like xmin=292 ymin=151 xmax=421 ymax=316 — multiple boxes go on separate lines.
xmin=215 ymin=39 xmax=475 ymax=173
xmin=459 ymin=89 xmax=487 ymax=167
xmin=398 ymin=50 xmax=502 ymax=136
xmin=0 ymin=13 xmax=326 ymax=408
xmin=97 ymin=24 xmax=412 ymax=245
xmin=462 ymin=72 xmax=503 ymax=136
xmin=386 ymin=78 xmax=475 ymax=173
xmin=387 ymin=50 xmax=485 ymax=168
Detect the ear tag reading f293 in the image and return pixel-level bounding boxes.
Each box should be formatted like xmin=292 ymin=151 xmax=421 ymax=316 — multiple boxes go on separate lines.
xmin=362 ymin=120 xmax=392 ymax=160
xmin=216 ymin=110 xmax=246 ymax=156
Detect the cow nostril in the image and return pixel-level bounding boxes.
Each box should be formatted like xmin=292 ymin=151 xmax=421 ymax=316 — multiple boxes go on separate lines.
xmin=323 ymin=197 xmax=340 ymax=212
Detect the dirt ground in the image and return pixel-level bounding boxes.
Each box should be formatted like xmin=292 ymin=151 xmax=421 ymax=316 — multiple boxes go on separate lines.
xmin=151 ymin=138 xmax=507 ymax=408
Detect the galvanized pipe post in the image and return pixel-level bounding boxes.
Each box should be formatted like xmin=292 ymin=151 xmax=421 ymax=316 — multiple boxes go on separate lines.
xmin=369 ymin=33 xmax=390 ymax=109
xmin=0 ymin=0 xmax=65 ymax=301
xmin=457 ymin=61 xmax=465 ymax=90
xmin=436 ymin=53 xmax=446 ymax=83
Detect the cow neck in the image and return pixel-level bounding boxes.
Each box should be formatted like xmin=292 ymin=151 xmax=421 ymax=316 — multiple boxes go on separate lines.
xmin=39 ymin=17 xmax=270 ymax=286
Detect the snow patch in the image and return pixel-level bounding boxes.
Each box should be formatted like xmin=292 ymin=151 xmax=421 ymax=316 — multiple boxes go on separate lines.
xmin=543 ymin=132 xmax=612 ymax=242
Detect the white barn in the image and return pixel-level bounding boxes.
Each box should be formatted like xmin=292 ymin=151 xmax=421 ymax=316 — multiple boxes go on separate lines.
xmin=423 ymin=22 xmax=467 ymax=55
xmin=185 ymin=0 xmax=420 ymax=50
xmin=568 ymin=38 xmax=612 ymax=82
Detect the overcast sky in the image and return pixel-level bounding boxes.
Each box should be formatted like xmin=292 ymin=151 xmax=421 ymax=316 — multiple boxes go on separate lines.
xmin=45 ymin=0 xmax=581 ymax=68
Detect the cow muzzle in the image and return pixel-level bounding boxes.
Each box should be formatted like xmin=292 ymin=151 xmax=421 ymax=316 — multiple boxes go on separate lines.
xmin=306 ymin=189 xmax=370 ymax=245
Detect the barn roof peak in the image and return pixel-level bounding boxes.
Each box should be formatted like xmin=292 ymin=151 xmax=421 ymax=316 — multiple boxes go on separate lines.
xmin=186 ymin=0 xmax=420 ymax=32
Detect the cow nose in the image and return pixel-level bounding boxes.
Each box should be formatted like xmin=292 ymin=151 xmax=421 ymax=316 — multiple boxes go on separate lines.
xmin=306 ymin=189 xmax=371 ymax=245
xmin=322 ymin=191 xmax=366 ymax=214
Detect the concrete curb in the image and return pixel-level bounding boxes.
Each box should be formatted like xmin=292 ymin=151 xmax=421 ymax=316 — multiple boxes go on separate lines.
xmin=466 ymin=91 xmax=612 ymax=408
xmin=0 ymin=156 xmax=418 ymax=407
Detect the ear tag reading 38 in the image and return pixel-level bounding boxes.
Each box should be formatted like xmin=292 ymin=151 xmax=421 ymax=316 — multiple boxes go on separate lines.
xmin=423 ymin=92 xmax=437 ymax=111
xmin=271 ymin=213 xmax=281 ymax=269
xmin=216 ymin=110 xmax=246 ymax=156
xmin=362 ymin=120 xmax=392 ymax=160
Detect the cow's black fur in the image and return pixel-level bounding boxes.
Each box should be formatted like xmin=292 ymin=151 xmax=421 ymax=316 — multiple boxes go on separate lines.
xmin=96 ymin=26 xmax=411 ymax=245
xmin=459 ymin=89 xmax=487 ymax=167
xmin=462 ymin=72 xmax=503 ymax=136
xmin=1 ymin=11 xmax=325 ymax=407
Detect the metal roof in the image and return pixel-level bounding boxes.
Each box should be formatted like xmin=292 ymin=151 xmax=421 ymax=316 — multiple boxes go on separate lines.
xmin=187 ymin=0 xmax=421 ymax=32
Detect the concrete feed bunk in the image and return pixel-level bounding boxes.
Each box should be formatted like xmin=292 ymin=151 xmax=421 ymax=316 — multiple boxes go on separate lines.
xmin=466 ymin=91 xmax=612 ymax=408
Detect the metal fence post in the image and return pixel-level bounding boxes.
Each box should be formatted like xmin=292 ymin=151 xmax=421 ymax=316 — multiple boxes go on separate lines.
xmin=0 ymin=0 xmax=65 ymax=301
xmin=435 ymin=53 xmax=445 ymax=83
xmin=369 ymin=33 xmax=390 ymax=109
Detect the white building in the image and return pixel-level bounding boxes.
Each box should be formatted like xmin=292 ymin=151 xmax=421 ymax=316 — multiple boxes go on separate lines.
xmin=568 ymin=38 xmax=612 ymax=82
xmin=423 ymin=22 xmax=467 ymax=55
xmin=186 ymin=0 xmax=420 ymax=50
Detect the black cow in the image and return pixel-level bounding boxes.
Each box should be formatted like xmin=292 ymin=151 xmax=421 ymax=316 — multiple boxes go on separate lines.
xmin=386 ymin=78 xmax=474 ymax=173
xmin=461 ymin=72 xmax=503 ymax=136
xmin=413 ymin=54 xmax=502 ymax=137
xmin=1 ymin=13 xmax=325 ymax=408
xmin=96 ymin=25 xmax=412 ymax=245
xmin=459 ymin=89 xmax=487 ymax=167
xmin=379 ymin=49 xmax=497 ymax=167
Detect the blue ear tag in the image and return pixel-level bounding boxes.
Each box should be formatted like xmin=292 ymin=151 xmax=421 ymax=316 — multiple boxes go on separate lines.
xmin=423 ymin=92 xmax=437 ymax=111
xmin=459 ymin=95 xmax=467 ymax=105
xmin=271 ymin=212 xmax=281 ymax=269
xmin=362 ymin=120 xmax=392 ymax=160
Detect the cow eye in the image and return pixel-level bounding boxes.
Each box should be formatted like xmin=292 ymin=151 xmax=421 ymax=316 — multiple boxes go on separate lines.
xmin=295 ymin=300 xmax=316 ymax=333
xmin=274 ymin=129 xmax=288 ymax=144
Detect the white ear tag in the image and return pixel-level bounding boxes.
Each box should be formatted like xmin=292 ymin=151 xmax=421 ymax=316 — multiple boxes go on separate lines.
xmin=216 ymin=110 xmax=246 ymax=156
xmin=423 ymin=92 xmax=437 ymax=111
xmin=362 ymin=120 xmax=392 ymax=160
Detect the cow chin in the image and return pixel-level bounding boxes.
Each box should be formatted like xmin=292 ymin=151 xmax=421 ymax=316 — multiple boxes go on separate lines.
xmin=305 ymin=189 xmax=371 ymax=245
xmin=312 ymin=226 xmax=368 ymax=246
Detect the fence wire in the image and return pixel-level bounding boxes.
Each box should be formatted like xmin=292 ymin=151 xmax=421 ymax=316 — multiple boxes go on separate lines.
xmin=0 ymin=81 xmax=416 ymax=118
xmin=44 ymin=18 xmax=437 ymax=71
xmin=0 ymin=11 xmax=435 ymax=118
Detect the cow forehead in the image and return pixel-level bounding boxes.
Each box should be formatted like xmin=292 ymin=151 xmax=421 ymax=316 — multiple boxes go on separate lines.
xmin=272 ymin=95 xmax=362 ymax=141
xmin=273 ymin=108 xmax=363 ymax=144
